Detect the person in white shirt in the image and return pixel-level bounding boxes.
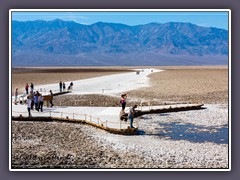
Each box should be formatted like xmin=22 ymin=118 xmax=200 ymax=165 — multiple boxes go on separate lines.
xmin=14 ymin=88 xmax=18 ymax=105
xmin=27 ymin=96 xmax=32 ymax=117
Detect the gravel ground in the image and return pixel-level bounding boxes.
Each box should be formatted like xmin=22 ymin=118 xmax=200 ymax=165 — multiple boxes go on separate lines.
xmin=11 ymin=121 xmax=165 ymax=169
xmin=52 ymin=94 xmax=162 ymax=107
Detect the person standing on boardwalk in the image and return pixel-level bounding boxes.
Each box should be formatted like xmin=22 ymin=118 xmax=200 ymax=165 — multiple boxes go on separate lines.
xmin=128 ymin=105 xmax=138 ymax=128
xmin=49 ymin=90 xmax=54 ymax=107
xmin=30 ymin=83 xmax=34 ymax=92
xmin=120 ymin=94 xmax=127 ymax=113
xmin=27 ymin=96 xmax=32 ymax=117
xmin=38 ymin=94 xmax=44 ymax=112
xmin=14 ymin=88 xmax=18 ymax=105
xmin=70 ymin=82 xmax=73 ymax=90
xmin=63 ymin=82 xmax=66 ymax=92
xmin=29 ymin=91 xmax=34 ymax=110
xmin=59 ymin=81 xmax=63 ymax=92
xmin=33 ymin=92 xmax=39 ymax=111
xmin=25 ymin=83 xmax=29 ymax=94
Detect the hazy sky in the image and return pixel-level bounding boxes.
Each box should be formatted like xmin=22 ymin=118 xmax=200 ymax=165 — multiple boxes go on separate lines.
xmin=11 ymin=10 xmax=229 ymax=30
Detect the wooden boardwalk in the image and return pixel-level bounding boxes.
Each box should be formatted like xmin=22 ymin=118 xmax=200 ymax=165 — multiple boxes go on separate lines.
xmin=136 ymin=103 xmax=204 ymax=117
xmin=12 ymin=103 xmax=204 ymax=135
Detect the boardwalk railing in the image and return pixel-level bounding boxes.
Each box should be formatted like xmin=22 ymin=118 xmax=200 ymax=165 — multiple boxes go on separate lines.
xmin=12 ymin=109 xmax=138 ymax=132
xmin=12 ymin=103 xmax=204 ymax=135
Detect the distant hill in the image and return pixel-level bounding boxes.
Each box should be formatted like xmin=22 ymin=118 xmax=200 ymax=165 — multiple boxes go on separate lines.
xmin=12 ymin=19 xmax=228 ymax=66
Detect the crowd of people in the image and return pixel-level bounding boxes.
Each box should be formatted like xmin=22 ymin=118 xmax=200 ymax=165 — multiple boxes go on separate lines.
xmin=14 ymin=81 xmax=75 ymax=117
xmin=25 ymin=89 xmax=45 ymax=117
xmin=59 ymin=81 xmax=73 ymax=92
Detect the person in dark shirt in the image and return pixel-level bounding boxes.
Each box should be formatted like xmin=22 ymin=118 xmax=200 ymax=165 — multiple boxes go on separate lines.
xmin=120 ymin=94 xmax=127 ymax=113
xmin=30 ymin=83 xmax=34 ymax=92
xmin=59 ymin=81 xmax=63 ymax=92
xmin=49 ymin=90 xmax=54 ymax=107
xmin=63 ymin=82 xmax=66 ymax=91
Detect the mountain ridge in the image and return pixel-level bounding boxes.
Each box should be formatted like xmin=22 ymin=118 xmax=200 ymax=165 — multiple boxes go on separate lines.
xmin=12 ymin=19 xmax=228 ymax=66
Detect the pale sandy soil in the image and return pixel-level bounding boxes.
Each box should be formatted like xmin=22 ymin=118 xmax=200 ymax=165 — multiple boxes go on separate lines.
xmin=128 ymin=68 xmax=228 ymax=104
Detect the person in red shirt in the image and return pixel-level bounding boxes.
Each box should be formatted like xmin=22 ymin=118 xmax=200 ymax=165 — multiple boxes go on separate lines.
xmin=120 ymin=94 xmax=127 ymax=113
xmin=25 ymin=83 xmax=29 ymax=94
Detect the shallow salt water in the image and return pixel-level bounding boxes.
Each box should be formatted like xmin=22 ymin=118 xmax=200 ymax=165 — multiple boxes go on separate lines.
xmin=137 ymin=122 xmax=228 ymax=144
xmin=136 ymin=104 xmax=229 ymax=145
xmin=153 ymin=122 xmax=228 ymax=144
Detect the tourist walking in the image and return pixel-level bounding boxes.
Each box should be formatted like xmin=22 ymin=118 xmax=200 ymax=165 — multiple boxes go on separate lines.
xmin=29 ymin=91 xmax=34 ymax=110
xmin=30 ymin=83 xmax=34 ymax=92
xmin=38 ymin=94 xmax=44 ymax=112
xmin=27 ymin=96 xmax=32 ymax=117
xmin=14 ymin=88 xmax=18 ymax=105
xmin=25 ymin=83 xmax=29 ymax=94
xmin=128 ymin=105 xmax=138 ymax=128
xmin=70 ymin=82 xmax=73 ymax=89
xmin=59 ymin=81 xmax=63 ymax=92
xmin=120 ymin=94 xmax=127 ymax=113
xmin=49 ymin=90 xmax=54 ymax=107
xmin=63 ymin=82 xmax=66 ymax=91
xmin=67 ymin=85 xmax=71 ymax=91
xmin=33 ymin=92 xmax=39 ymax=111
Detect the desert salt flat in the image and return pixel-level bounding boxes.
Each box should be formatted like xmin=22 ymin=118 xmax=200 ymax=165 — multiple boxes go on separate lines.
xmin=86 ymin=131 xmax=228 ymax=168
xmin=74 ymin=105 xmax=229 ymax=168
xmin=11 ymin=68 xmax=229 ymax=168
xmin=79 ymin=104 xmax=228 ymax=168
xmin=148 ymin=104 xmax=228 ymax=127
xmin=33 ymin=68 xmax=162 ymax=96
xmin=12 ymin=68 xmax=163 ymax=129
xmin=12 ymin=103 xmax=229 ymax=168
